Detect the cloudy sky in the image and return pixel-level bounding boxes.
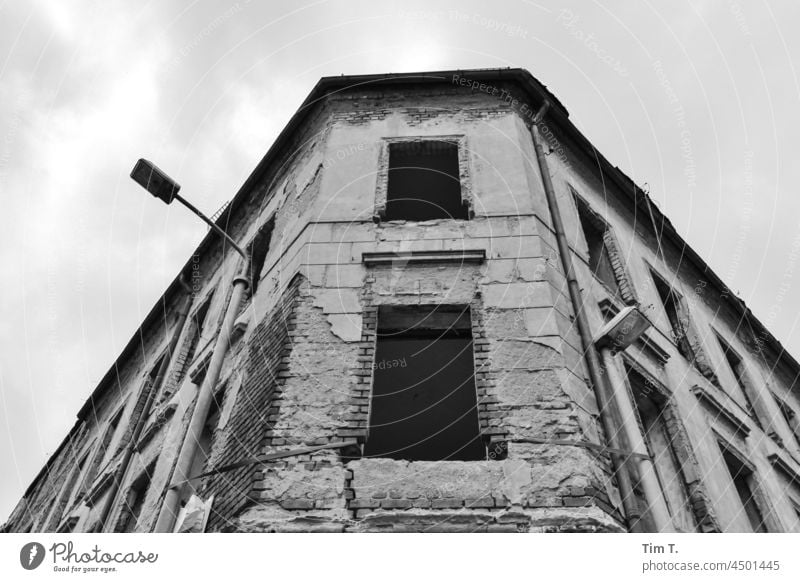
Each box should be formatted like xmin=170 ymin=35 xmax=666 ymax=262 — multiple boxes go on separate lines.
xmin=1 ymin=0 xmax=799 ymax=521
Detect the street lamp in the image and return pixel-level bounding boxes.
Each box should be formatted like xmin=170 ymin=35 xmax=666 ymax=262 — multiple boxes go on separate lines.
xmin=130 ymin=159 xmax=250 ymax=533
xmin=594 ymin=305 xmax=674 ymax=532
xmin=131 ymin=159 xmax=247 ymax=261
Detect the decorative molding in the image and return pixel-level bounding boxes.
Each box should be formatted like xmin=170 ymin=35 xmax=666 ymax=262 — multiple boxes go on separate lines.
xmin=189 ymin=348 xmax=214 ymax=384
xmin=362 ymin=249 xmax=486 ymax=266
xmin=691 ymin=384 xmax=751 ymax=438
xmin=569 ymin=186 xmax=638 ymax=305
xmin=768 ymin=450 xmax=800 ymax=488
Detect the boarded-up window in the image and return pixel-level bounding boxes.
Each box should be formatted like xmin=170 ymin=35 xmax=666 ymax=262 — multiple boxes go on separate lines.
xmin=385 ymin=141 xmax=466 ymax=221
xmin=364 ymin=305 xmax=484 ymax=461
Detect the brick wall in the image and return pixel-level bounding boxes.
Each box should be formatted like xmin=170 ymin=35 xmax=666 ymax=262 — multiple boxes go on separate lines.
xmin=202 ymin=274 xmax=303 ymax=530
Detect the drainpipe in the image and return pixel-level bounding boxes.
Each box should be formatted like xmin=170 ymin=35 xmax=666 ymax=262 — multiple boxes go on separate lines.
xmin=97 ymin=277 xmax=194 ymax=532
xmin=528 ymin=102 xmax=643 ymax=532
xmin=154 ymin=257 xmax=249 ymax=533
xmin=599 ymin=347 xmax=674 ymax=531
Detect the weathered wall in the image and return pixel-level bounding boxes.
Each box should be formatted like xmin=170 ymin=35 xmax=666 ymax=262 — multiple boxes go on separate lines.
xmin=6 ymin=75 xmax=800 ymax=534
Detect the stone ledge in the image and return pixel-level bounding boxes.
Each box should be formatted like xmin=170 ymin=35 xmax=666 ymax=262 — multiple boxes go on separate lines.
xmin=362 ymin=249 xmax=486 ymax=265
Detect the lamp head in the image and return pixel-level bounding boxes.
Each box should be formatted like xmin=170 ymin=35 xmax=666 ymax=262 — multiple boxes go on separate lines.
xmin=594 ymin=305 xmax=652 ymax=352
xmin=130 ymin=158 xmax=180 ymax=204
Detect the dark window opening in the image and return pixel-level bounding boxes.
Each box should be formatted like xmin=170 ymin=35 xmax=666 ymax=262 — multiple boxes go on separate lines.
xmin=715 ymin=334 xmax=759 ymax=421
xmin=147 ymin=353 xmax=170 ymax=410
xmin=651 ymin=272 xmax=694 ymax=360
xmin=181 ymin=296 xmax=213 ymax=387
xmin=720 ymin=446 xmax=767 ymax=532
xmin=626 ymin=364 xmax=697 ymax=532
xmin=98 ymin=407 xmax=125 ymax=466
xmin=385 ymin=141 xmax=467 ymax=221
xmin=192 ymin=296 xmax=211 ymax=336
xmin=122 ymin=462 xmax=156 ymax=533
xmin=575 ymin=198 xmax=619 ymax=295
xmin=248 ymin=218 xmax=274 ymax=295
xmin=364 ymin=305 xmax=484 ymax=461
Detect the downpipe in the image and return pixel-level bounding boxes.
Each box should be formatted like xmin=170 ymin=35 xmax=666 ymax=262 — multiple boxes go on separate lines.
xmin=154 ymin=265 xmax=249 ymax=533
xmin=528 ymin=102 xmax=644 ymax=532
xmin=599 ymin=346 xmax=674 ymax=532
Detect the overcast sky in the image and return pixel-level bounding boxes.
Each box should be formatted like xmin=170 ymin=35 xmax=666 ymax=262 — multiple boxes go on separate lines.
xmin=2 ymin=0 xmax=799 ymax=522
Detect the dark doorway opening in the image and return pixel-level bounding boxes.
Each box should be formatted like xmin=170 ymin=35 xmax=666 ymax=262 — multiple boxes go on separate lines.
xmin=385 ymin=141 xmax=467 ymax=221
xmin=364 ymin=305 xmax=485 ymax=461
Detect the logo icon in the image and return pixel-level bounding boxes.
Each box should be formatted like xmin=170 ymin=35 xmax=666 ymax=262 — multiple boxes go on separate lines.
xmin=20 ymin=542 xmax=45 ymax=570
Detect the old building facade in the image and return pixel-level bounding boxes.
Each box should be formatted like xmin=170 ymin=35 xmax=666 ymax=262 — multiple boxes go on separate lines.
xmin=5 ymin=68 xmax=800 ymax=533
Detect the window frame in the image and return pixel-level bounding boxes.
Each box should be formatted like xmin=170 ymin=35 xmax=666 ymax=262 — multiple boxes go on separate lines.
xmin=713 ymin=330 xmax=762 ymax=424
xmin=716 ymin=438 xmax=775 ymax=532
xmin=621 ymin=357 xmax=704 ymax=532
xmin=374 ymin=135 xmax=472 ymax=223
xmin=363 ymin=304 xmax=486 ymax=462
xmin=570 ymin=187 xmax=638 ymax=305
xmin=647 ymin=266 xmax=720 ymax=386
xmin=246 ymin=216 xmax=275 ymax=296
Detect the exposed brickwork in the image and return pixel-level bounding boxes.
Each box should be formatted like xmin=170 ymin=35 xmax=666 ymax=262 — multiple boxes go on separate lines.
xmin=471 ymin=300 xmax=510 ymax=445
xmin=336 ymin=300 xmax=375 ymax=444
xmin=7 ymin=71 xmax=800 ymax=535
xmin=202 ymin=275 xmax=303 ymax=529
xmin=373 ymin=135 xmax=473 ymax=222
